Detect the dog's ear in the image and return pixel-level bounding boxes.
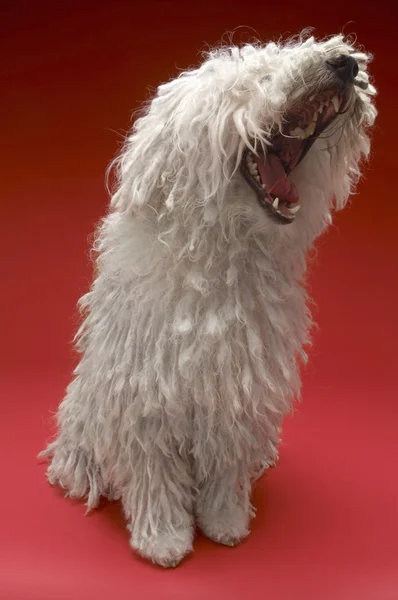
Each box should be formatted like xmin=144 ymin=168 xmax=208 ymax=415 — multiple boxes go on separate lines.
xmin=108 ymin=50 xmax=282 ymax=215
xmin=109 ymin=62 xmax=255 ymax=214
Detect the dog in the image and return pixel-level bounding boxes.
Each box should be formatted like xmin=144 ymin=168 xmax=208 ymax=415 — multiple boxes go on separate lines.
xmin=41 ymin=32 xmax=377 ymax=567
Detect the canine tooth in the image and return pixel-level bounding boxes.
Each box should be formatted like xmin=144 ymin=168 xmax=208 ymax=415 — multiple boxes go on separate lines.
xmin=302 ymin=121 xmax=315 ymax=139
xmin=272 ymin=197 xmax=279 ymax=208
xmin=312 ymin=111 xmax=318 ymax=122
xmin=331 ymin=95 xmax=340 ymax=112
xmin=289 ymin=204 xmax=301 ymax=214
xmin=307 ymin=121 xmax=316 ymax=135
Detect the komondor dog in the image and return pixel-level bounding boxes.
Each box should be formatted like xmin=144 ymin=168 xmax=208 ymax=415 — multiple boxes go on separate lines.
xmin=41 ymin=32 xmax=376 ymax=567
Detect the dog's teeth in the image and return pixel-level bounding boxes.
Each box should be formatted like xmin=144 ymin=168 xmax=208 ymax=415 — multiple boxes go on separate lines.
xmin=291 ymin=127 xmax=305 ymax=139
xmin=312 ymin=111 xmax=318 ymax=122
xmin=289 ymin=204 xmax=301 ymax=214
xmin=331 ymin=95 xmax=340 ymax=113
xmin=307 ymin=121 xmax=316 ymax=136
xmin=254 ymin=175 xmax=260 ymax=182
xmin=272 ymin=197 xmax=279 ymax=208
xmin=301 ymin=121 xmax=316 ymax=139
xmin=262 ymin=184 xmax=266 ymax=189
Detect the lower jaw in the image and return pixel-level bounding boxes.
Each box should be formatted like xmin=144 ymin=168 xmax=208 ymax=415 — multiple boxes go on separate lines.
xmin=243 ymin=184 xmax=296 ymax=223
xmin=240 ymin=123 xmax=326 ymax=224
xmin=240 ymin=152 xmax=301 ymax=225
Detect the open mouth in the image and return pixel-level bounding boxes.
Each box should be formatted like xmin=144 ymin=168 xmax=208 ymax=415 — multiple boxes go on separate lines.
xmin=241 ymin=88 xmax=351 ymax=223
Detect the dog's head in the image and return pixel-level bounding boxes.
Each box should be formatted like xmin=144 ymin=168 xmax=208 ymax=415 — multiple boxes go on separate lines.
xmin=112 ymin=34 xmax=376 ymax=239
xmin=238 ymin=37 xmax=376 ymax=226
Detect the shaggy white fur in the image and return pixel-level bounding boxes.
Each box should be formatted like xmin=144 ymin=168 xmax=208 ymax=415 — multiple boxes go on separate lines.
xmin=41 ymin=32 xmax=377 ymax=567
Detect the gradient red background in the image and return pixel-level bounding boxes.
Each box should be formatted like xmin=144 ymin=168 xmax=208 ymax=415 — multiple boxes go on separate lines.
xmin=1 ymin=2 xmax=397 ymax=599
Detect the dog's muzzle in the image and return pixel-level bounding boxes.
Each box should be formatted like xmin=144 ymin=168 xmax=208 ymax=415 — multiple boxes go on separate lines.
xmin=240 ymin=56 xmax=361 ymax=224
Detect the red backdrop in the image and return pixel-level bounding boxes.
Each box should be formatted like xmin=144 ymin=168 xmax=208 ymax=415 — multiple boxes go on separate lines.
xmin=1 ymin=2 xmax=397 ymax=599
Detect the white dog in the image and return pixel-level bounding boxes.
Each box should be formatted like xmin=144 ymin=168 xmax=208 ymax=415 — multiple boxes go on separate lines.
xmin=41 ymin=33 xmax=376 ymax=567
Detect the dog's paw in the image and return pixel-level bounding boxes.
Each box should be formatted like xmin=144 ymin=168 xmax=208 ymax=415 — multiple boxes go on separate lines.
xmin=130 ymin=528 xmax=193 ymax=568
xmin=198 ymin=505 xmax=251 ymax=547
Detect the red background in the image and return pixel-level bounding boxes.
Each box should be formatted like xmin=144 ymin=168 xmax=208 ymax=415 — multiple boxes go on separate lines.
xmin=1 ymin=1 xmax=397 ymax=599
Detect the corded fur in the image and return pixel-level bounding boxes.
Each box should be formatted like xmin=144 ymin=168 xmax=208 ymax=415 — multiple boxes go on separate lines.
xmin=41 ymin=33 xmax=376 ymax=567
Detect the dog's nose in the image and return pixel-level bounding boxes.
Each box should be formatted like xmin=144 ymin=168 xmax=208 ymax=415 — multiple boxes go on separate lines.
xmin=326 ymin=54 xmax=359 ymax=84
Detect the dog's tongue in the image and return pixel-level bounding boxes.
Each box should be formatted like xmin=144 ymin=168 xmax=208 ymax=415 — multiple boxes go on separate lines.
xmin=256 ymin=153 xmax=299 ymax=203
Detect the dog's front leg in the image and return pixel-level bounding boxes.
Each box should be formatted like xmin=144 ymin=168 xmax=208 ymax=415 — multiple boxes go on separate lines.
xmin=123 ymin=439 xmax=194 ymax=568
xmin=195 ymin=462 xmax=253 ymax=546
